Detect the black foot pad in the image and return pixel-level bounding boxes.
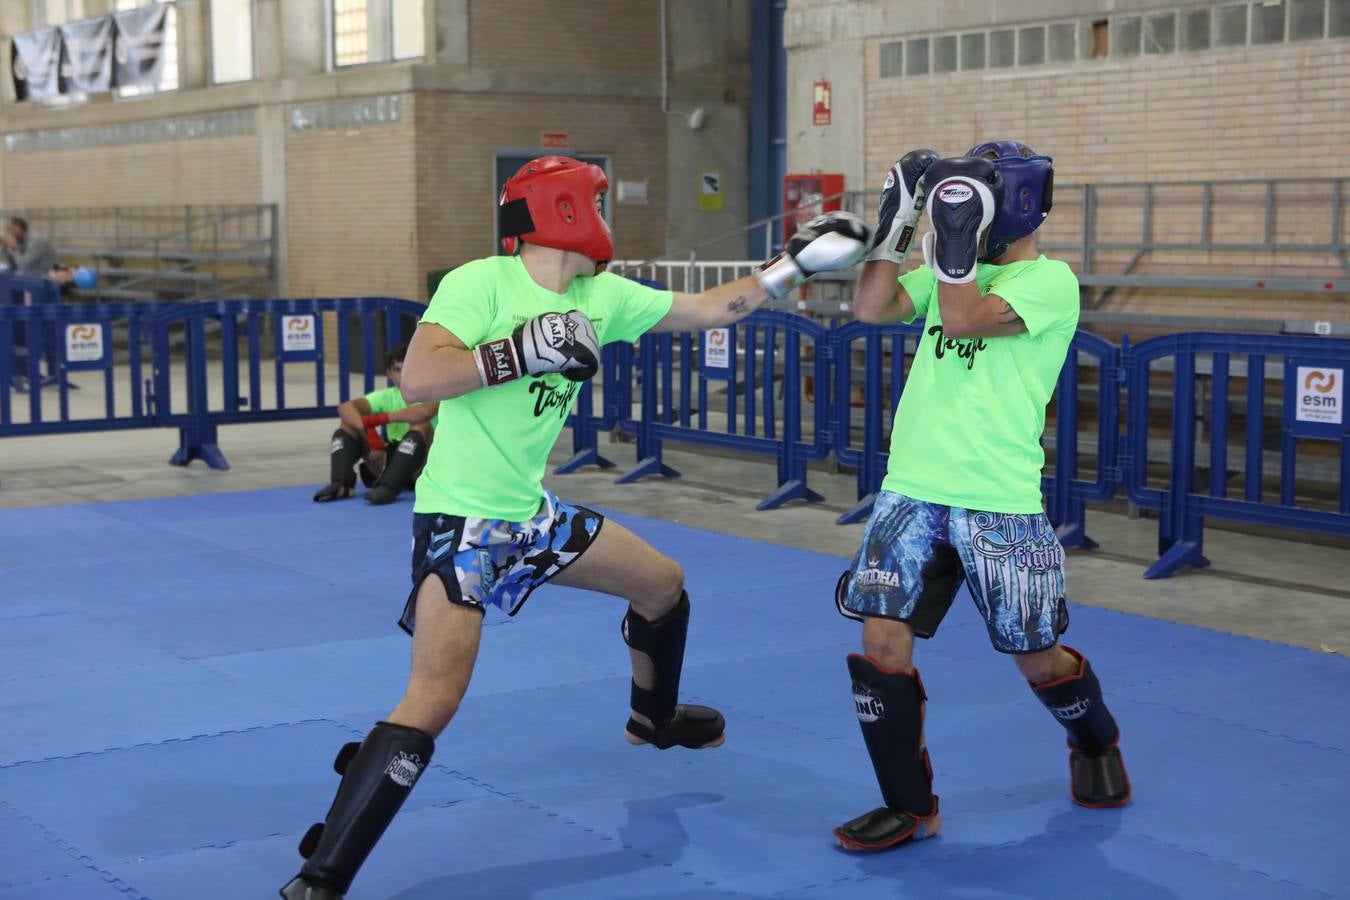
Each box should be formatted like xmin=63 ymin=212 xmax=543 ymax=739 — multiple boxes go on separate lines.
xmin=313 ymin=483 xmax=353 ymax=503
xmin=626 ymin=704 xmax=725 ymax=749
xmin=833 ymin=804 xmax=940 ymax=852
xmin=1070 ymin=745 xmax=1131 ymax=808
xmin=280 ymin=876 xmax=343 ymax=900
xmin=365 ymin=485 xmax=397 ymax=506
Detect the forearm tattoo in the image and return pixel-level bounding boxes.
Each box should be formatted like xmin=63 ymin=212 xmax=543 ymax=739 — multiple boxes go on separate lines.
xmin=726 ymin=295 xmax=750 ymax=315
xmin=997 ymin=300 xmax=1024 ymax=326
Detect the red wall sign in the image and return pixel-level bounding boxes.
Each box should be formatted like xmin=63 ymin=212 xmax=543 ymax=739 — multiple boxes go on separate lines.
xmin=540 ymin=131 xmax=569 ymax=149
xmin=812 ymin=80 xmax=831 ymax=126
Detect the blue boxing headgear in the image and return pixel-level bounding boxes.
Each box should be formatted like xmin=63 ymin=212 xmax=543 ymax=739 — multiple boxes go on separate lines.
xmin=967 ymin=140 xmax=1053 ymax=262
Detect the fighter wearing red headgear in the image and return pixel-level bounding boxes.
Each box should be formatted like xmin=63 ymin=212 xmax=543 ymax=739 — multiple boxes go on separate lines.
xmin=280 ymin=156 xmax=871 ymax=899
xmin=831 ymin=140 xmax=1129 ymax=853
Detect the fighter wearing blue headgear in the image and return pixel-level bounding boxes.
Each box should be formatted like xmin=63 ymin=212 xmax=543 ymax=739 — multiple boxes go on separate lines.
xmin=831 ymin=140 xmax=1130 ymax=852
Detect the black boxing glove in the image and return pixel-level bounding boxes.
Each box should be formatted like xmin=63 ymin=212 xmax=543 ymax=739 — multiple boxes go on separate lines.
xmin=922 ymin=157 xmax=1003 ymax=284
xmin=474 ymin=310 xmax=600 ymax=387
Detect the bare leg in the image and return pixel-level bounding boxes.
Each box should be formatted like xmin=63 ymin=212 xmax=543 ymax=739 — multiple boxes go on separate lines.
xmin=1012 ymin=643 xmax=1079 ymax=685
xmin=388 ymin=575 xmax=483 ymax=736
xmin=283 ymin=577 xmax=481 ymax=898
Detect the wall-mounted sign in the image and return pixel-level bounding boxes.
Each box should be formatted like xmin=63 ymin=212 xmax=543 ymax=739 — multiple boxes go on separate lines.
xmin=813 ymin=80 xmax=832 ymax=126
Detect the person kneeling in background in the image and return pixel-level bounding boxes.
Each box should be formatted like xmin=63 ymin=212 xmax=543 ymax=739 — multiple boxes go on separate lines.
xmin=314 ymin=343 xmax=438 ymax=506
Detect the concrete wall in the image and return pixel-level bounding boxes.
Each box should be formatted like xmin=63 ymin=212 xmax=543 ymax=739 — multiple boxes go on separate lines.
xmin=0 ymin=0 xmax=754 ymax=292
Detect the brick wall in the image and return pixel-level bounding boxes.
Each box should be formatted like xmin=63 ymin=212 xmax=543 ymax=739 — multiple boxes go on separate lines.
xmin=468 ymin=0 xmax=661 ymax=75
xmin=864 ymin=40 xmax=1350 ymax=184
xmin=863 ymin=39 xmax=1350 ymax=320
xmin=413 ymin=92 xmax=668 ymax=279
xmin=284 ymin=94 xmax=422 ymax=302
xmin=2 ymin=135 xmax=262 ymax=208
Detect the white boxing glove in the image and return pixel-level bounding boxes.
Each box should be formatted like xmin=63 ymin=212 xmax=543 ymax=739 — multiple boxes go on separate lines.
xmin=757 ymin=212 xmax=872 ymax=299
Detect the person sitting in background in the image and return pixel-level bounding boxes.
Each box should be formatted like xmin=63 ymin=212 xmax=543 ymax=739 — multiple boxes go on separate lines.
xmin=3 ymin=217 xmax=58 ymax=279
xmin=314 ymin=343 xmax=438 ymax=506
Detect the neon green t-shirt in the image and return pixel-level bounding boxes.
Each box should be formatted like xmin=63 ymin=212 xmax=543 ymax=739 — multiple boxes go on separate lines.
xmin=414 ymin=255 xmax=674 ymax=520
xmin=882 ymin=256 xmax=1079 ymax=513
xmin=364 ymin=386 xmax=413 ymax=442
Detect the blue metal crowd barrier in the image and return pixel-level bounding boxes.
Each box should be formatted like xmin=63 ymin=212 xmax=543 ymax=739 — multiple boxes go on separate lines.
xmin=5 ymin=293 xmax=1348 ymax=579
xmin=612 ymin=311 xmax=832 ymax=510
xmin=1044 ymin=331 xmax=1122 ymax=550
xmin=1122 ymin=332 xmax=1350 ymax=578
xmin=830 ymin=320 xmax=923 ymax=525
xmin=0 ymin=274 xmax=64 ymax=394
xmin=1 ymin=296 xmax=422 ymax=469
xmin=555 ymin=343 xmax=630 ymax=475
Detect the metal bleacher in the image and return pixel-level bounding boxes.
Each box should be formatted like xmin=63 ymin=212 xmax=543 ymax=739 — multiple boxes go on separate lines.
xmin=1 ymin=204 xmax=278 ymax=302
xmin=617 ymin=175 xmax=1349 ymax=338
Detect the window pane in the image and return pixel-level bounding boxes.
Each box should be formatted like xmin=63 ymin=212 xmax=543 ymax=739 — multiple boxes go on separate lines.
xmin=1290 ymin=0 xmax=1326 ymax=39
xmin=1333 ymin=0 xmax=1350 ymax=36
xmin=905 ymin=37 xmax=929 ymax=76
xmin=1145 ymin=12 xmax=1176 ymax=52
xmin=1112 ymin=16 xmax=1141 ymax=56
xmin=1251 ymin=0 xmax=1287 ymax=42
xmin=1216 ymin=4 xmax=1249 ymax=45
xmin=960 ymin=32 xmax=985 ymax=69
xmin=990 ymin=29 xmax=1015 ymax=67
xmin=933 ymin=35 xmax=957 ymax=73
xmin=1182 ymin=8 xmax=1213 ymax=50
xmin=879 ymin=41 xmax=903 ymax=77
xmin=211 ymin=0 xmax=254 ymax=83
xmin=1048 ymin=23 xmax=1076 ymax=62
xmin=334 ymin=0 xmax=370 ymax=66
xmin=392 ymin=0 xmax=423 ymax=60
xmin=39 ymin=0 xmax=84 ymax=26
xmin=1018 ymin=26 xmax=1045 ymax=65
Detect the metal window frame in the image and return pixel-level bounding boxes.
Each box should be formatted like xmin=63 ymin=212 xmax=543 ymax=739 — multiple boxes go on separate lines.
xmin=958 ymin=30 xmax=986 ymax=70
xmin=1250 ymin=0 xmax=1291 ymax=43
xmin=1289 ymin=0 xmax=1329 ymax=40
xmin=1047 ymin=21 xmax=1079 ymax=63
xmin=878 ymin=40 xmax=904 ymax=78
xmin=329 ymin=0 xmax=423 ymax=71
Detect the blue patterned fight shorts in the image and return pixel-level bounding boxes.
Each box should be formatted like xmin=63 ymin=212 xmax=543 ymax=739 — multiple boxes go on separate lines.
xmin=836 ymin=490 xmax=1069 ymax=653
xmin=400 ymin=491 xmax=603 ymax=632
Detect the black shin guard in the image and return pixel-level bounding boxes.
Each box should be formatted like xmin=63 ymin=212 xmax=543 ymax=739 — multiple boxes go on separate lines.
xmin=282 ymin=721 xmax=434 ymax=897
xmin=847 ymin=654 xmax=936 ymax=817
xmin=835 ymin=654 xmax=938 ymax=851
xmin=621 ymin=592 xmax=724 ymax=749
xmin=367 ymin=431 xmax=426 ymax=505
xmin=1032 ymin=646 xmax=1130 ymax=807
xmin=314 ymin=430 xmax=362 ymax=502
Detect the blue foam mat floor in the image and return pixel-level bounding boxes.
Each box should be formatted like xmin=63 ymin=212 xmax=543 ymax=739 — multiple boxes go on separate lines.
xmin=1 ymin=485 xmax=1347 ymax=899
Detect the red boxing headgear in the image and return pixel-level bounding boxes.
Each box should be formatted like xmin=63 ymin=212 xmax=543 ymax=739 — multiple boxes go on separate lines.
xmin=498 ymin=156 xmax=614 ymax=265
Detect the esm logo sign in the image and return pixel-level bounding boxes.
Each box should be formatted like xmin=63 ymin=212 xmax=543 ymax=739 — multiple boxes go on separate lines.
xmin=282 ymin=315 xmax=317 ymax=353
xmin=1295 ymin=367 xmax=1343 ymax=425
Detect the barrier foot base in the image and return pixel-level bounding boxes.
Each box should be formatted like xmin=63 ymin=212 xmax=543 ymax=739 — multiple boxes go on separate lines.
xmin=1055 ymin=522 xmax=1099 ymax=551
xmin=554 ymin=447 xmax=616 ymax=475
xmin=757 ymin=479 xmax=824 ymax=511
xmin=615 ymin=456 xmax=680 ymax=484
xmin=1142 ymin=541 xmax=1209 ymax=580
xmin=836 ymin=493 xmax=878 ymax=525
xmin=170 ymin=443 xmax=231 ymax=471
